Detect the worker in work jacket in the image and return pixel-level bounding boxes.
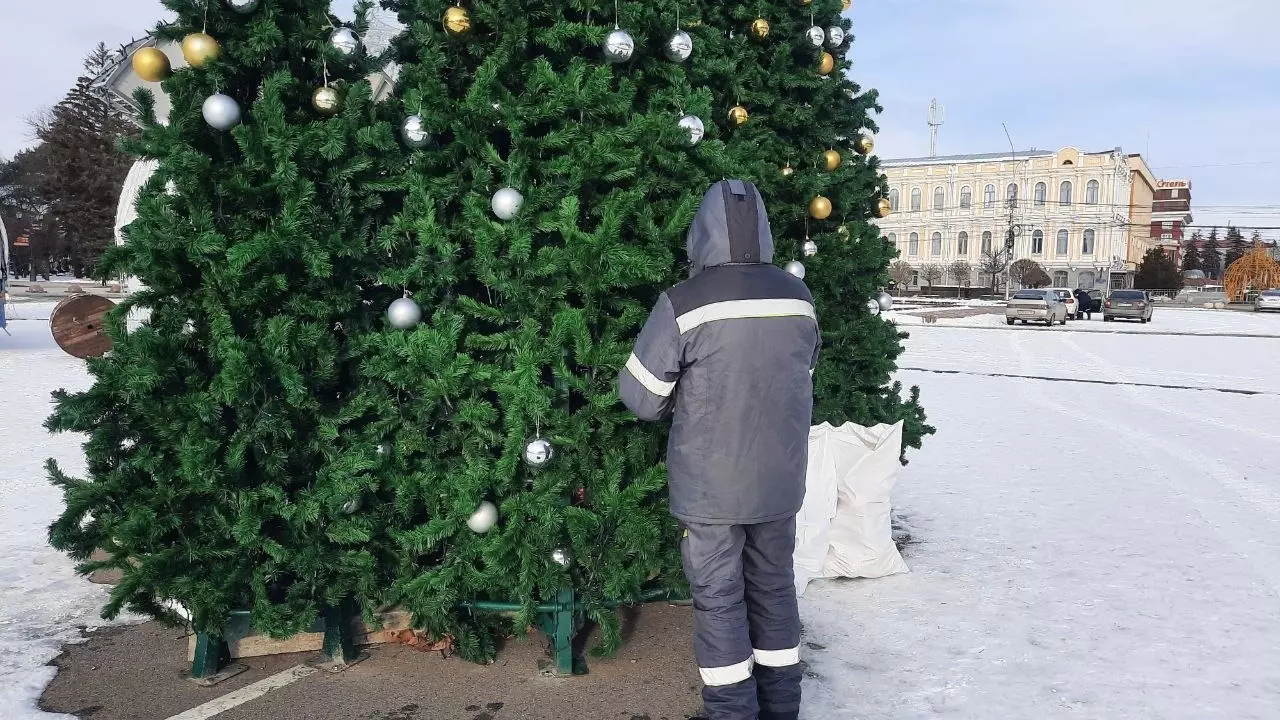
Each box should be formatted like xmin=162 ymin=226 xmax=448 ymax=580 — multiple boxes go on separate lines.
xmin=619 ymin=179 xmax=820 ymax=720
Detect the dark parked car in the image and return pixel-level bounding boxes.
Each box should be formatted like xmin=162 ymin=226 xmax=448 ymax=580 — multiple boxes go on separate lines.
xmin=1103 ymin=289 xmax=1154 ymax=323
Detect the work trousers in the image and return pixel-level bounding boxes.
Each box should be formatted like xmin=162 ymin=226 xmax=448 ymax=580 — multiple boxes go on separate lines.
xmin=681 ymin=515 xmax=802 ymax=720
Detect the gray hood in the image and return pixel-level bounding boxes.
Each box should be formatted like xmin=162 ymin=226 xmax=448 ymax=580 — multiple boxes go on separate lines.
xmin=686 ymin=179 xmax=775 ymax=276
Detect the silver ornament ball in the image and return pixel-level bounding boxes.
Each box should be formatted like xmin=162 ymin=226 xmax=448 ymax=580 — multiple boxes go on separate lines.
xmin=785 ymin=260 xmax=806 ymax=279
xmin=401 ymin=114 xmax=431 ymax=148
xmin=341 ymin=497 xmax=362 ymax=514
xmin=491 ymin=187 xmax=524 ymax=220
xmin=466 ymin=501 xmax=499 ymax=534
xmin=867 ymin=298 xmax=881 ymax=316
xmin=329 ymin=27 xmax=361 ymax=58
xmin=226 ymin=0 xmax=259 ymax=12
xmin=551 ymin=548 xmax=572 ymax=567
xmin=877 ymin=291 xmax=894 ymax=312
xmin=603 ymin=28 xmax=635 ymax=64
xmin=825 ymin=26 xmax=846 ymax=48
xmin=678 ymin=114 xmax=705 ymax=145
xmin=376 ymin=443 xmax=389 ymax=456
xmin=202 ymin=93 xmax=241 ymax=131
xmin=803 ymin=240 xmax=818 ymax=257
xmin=665 ymin=30 xmax=693 ymax=62
xmin=806 ymin=26 xmax=826 ymax=47
xmin=387 ymin=297 xmax=422 ymax=329
xmin=524 ymin=438 xmax=554 ymax=468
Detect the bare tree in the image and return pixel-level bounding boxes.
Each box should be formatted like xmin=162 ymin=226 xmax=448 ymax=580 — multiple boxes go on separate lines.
xmin=920 ymin=263 xmax=942 ymax=294
xmin=947 ymin=260 xmax=972 ymax=297
xmin=978 ymin=248 xmax=1009 ymax=294
xmin=889 ymin=260 xmax=914 ymax=291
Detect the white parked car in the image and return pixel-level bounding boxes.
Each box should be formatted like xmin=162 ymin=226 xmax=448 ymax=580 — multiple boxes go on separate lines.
xmin=1255 ymin=289 xmax=1280 ymax=312
xmin=1006 ymin=289 xmax=1069 ymax=326
xmin=1045 ymin=287 xmax=1080 ymax=319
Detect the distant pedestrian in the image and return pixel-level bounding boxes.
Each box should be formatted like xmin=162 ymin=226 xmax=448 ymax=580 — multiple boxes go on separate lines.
xmin=1074 ymin=288 xmax=1093 ymax=320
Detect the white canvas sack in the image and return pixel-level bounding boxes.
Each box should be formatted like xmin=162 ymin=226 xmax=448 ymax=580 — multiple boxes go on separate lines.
xmin=793 ymin=421 xmax=907 ymax=595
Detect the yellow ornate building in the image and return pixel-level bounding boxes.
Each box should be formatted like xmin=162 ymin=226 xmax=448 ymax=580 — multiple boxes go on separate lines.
xmin=874 ymin=147 xmax=1159 ymax=290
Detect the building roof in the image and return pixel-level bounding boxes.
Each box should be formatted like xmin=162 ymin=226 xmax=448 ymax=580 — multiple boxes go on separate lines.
xmin=881 ymin=150 xmax=1053 ymax=167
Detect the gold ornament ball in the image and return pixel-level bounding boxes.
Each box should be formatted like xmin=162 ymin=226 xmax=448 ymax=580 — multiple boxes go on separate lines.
xmin=444 ymin=6 xmax=472 ymax=35
xmin=876 ymin=197 xmax=893 ymax=218
xmin=800 ymin=0 xmax=813 ymax=5
xmin=181 ymin=32 xmax=221 ymax=68
xmin=818 ymin=51 xmax=836 ymax=75
xmin=855 ymin=134 xmax=875 ymax=155
xmin=312 ymin=86 xmax=342 ymax=116
xmin=824 ymin=150 xmax=842 ymax=171
xmin=810 ymin=196 xmax=833 ymax=220
xmin=843 ymin=0 xmax=852 ymax=9
xmin=750 ymin=18 xmax=771 ymax=39
xmin=781 ymin=163 xmax=795 ymax=177
xmin=131 ymin=47 xmax=171 ymax=83
xmin=728 ymin=105 xmax=749 ymax=126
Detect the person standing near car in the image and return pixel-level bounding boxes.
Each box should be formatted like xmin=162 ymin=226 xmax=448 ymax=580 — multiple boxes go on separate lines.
xmin=618 ymin=179 xmax=820 ymax=720
xmin=1074 ymin=288 xmax=1093 ymax=320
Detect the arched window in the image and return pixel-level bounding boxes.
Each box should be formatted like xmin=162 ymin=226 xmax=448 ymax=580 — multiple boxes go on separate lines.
xmin=910 ymin=188 xmax=922 ymax=211
xmin=1031 ymin=230 xmax=1044 ymax=254
xmin=1079 ymin=270 xmax=1096 ymax=288
xmin=1006 ymin=183 xmax=1019 ymax=208
xmin=1086 ymin=180 xmax=1100 ymax=205
xmin=959 ymin=186 xmax=972 ymax=209
xmin=1060 ymin=181 xmax=1073 ymax=206
xmin=1082 ymin=229 xmax=1096 ymax=254
xmin=931 ymin=231 xmax=943 ymax=255
xmin=981 ymin=231 xmax=993 ymax=254
xmin=957 ymin=231 xmax=969 ymax=255
xmin=887 ymin=232 xmax=897 ymax=247
xmin=889 ymin=189 xmax=900 ymax=211
xmin=1056 ymin=229 xmax=1069 ymax=255
xmin=1034 ymin=182 xmax=1047 ymax=206
xmin=983 ymin=184 xmax=996 ymax=208
xmin=933 ymin=186 xmax=945 ymax=210
xmin=1053 ymin=271 xmax=1069 ymax=286
xmin=908 ymin=232 xmax=919 ymax=256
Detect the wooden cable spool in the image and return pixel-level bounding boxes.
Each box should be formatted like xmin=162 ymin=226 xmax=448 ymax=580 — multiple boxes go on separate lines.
xmin=50 ymin=293 xmax=116 ymax=359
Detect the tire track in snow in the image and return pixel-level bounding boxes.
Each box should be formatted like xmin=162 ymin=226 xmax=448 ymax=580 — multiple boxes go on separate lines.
xmin=1005 ymin=330 xmax=1280 ymax=600
xmin=1057 ymin=334 xmax=1280 ymax=444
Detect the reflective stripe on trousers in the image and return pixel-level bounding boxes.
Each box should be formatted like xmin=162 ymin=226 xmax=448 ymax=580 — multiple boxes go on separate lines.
xmin=681 ymin=516 xmax=803 ymax=720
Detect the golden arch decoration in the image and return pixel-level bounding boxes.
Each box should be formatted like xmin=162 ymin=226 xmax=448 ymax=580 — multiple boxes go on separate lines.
xmin=1224 ymin=244 xmax=1280 ymax=301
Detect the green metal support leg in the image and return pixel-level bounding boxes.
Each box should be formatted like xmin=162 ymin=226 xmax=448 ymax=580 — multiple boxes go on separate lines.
xmin=535 ymin=586 xmax=588 ymax=676
xmin=189 ymin=632 xmax=247 ymax=686
xmin=310 ymin=599 xmax=367 ymax=672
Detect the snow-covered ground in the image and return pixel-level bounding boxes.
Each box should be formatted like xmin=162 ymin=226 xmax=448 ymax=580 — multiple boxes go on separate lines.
xmin=801 ymin=309 xmax=1280 ymax=719
xmin=0 ymin=302 xmax=126 ymax=720
xmin=3 ymin=301 xmax=1280 ymax=719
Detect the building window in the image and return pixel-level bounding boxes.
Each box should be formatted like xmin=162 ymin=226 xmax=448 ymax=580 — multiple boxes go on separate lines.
xmin=960 ymin=186 xmax=972 ymax=209
xmin=981 ymin=231 xmax=992 ymax=254
xmin=1031 ymin=230 xmax=1044 ymax=255
xmin=1079 ymin=270 xmax=1096 ymax=288
xmin=984 ymin=184 xmax=996 ymax=208
xmin=1059 ymin=181 xmax=1073 ymax=206
xmin=1034 ymin=182 xmax=1047 ymax=206
xmin=1056 ymin=229 xmax=1069 ymax=255
xmin=889 ymin=189 xmax=899 ymax=211
xmin=1086 ymin=180 xmax=1100 ymax=205
xmin=887 ymin=232 xmax=897 ymax=248
xmin=957 ymin=231 xmax=969 ymax=255
xmin=1006 ymin=183 xmax=1018 ymax=208
xmin=1161 ymin=232 xmax=1173 ymax=240
xmin=908 ymin=232 xmax=919 ymax=257
xmin=933 ymin=186 xmax=945 ymax=210
xmin=1161 ymin=221 xmax=1172 ymax=229
xmin=931 ymin=231 xmax=943 ymax=255
xmin=1053 ymin=271 xmax=1069 ymax=286
xmin=911 ymin=271 xmax=919 ymax=286
xmin=1082 ymin=229 xmax=1095 ymax=255
xmin=910 ymin=188 xmax=921 ymax=211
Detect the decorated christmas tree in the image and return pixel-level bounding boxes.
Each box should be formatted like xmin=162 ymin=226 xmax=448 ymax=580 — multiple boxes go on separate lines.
xmin=49 ymin=0 xmax=929 ymax=666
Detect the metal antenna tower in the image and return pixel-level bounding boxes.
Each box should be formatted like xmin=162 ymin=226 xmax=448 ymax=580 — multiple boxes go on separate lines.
xmin=927 ymin=98 xmax=945 ymax=157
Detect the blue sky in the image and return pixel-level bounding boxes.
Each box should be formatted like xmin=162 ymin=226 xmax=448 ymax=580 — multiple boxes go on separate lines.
xmin=2 ymin=0 xmax=1276 ymax=231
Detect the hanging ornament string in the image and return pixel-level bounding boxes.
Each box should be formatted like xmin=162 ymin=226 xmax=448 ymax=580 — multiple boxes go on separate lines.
xmin=614 ymin=0 xmax=620 ymax=30
xmin=203 ymin=0 xmax=209 ymax=33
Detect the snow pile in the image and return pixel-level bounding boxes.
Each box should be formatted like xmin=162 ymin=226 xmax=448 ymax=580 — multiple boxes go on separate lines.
xmin=0 ymin=303 xmax=130 ymax=720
